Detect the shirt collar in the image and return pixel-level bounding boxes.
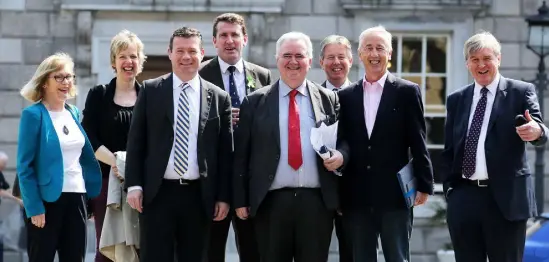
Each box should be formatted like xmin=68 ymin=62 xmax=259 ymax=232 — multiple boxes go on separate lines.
xmin=474 ymin=73 xmax=500 ymax=95
xmin=363 ymin=70 xmax=389 ymax=88
xmin=172 ymin=73 xmax=201 ymax=92
xmin=218 ymin=57 xmax=244 ymax=74
xmin=326 ymin=79 xmax=351 ymax=90
xmin=279 ymin=79 xmax=308 ymax=97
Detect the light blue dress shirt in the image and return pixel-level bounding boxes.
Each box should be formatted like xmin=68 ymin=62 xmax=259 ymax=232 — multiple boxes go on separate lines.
xmin=270 ymin=80 xmax=320 ymax=190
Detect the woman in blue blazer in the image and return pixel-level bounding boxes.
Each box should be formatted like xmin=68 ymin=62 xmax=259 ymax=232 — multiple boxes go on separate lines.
xmin=16 ymin=52 xmax=102 ymax=262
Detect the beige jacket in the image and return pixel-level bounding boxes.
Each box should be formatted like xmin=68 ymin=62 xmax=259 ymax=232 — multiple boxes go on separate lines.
xmin=99 ymin=152 xmax=140 ymax=262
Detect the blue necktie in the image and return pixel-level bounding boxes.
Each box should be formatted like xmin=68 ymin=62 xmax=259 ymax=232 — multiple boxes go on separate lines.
xmin=462 ymin=87 xmax=489 ymax=179
xmin=174 ymin=83 xmax=191 ymax=178
xmin=227 ymin=65 xmax=240 ymax=108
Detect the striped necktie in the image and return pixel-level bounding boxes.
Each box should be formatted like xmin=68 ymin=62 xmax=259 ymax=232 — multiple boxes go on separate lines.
xmin=174 ymin=83 xmax=191 ymax=177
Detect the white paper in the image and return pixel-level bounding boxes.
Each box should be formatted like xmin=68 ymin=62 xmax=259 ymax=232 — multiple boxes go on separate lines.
xmin=310 ymin=121 xmax=341 ymax=176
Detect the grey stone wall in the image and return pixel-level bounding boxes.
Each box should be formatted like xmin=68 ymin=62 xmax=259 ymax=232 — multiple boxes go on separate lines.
xmin=1 ymin=0 xmax=549 ymax=260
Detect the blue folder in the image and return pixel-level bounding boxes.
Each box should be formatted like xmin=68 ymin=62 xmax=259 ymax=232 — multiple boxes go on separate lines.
xmin=397 ymin=159 xmax=416 ymax=209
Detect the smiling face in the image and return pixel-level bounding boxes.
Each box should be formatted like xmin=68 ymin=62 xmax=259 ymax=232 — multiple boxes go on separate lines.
xmin=213 ymin=22 xmax=248 ymax=65
xmin=359 ymin=32 xmax=392 ymax=82
xmin=320 ymin=43 xmax=352 ymax=84
xmin=113 ymin=43 xmax=139 ymax=82
xmin=168 ymin=36 xmax=204 ymax=80
xmin=276 ymin=39 xmax=312 ymax=88
xmin=466 ymin=47 xmax=501 ymax=86
xmin=43 ymin=63 xmax=75 ymax=104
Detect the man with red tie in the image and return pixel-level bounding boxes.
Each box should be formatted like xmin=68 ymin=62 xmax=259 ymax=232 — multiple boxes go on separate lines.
xmin=232 ymin=31 xmax=345 ymax=262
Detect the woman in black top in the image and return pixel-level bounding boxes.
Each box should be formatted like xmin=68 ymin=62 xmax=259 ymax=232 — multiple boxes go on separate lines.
xmin=82 ymin=30 xmax=146 ymax=262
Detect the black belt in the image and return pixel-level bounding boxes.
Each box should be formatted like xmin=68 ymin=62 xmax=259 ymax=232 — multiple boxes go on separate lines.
xmin=163 ymin=178 xmax=200 ymax=185
xmin=461 ymin=179 xmax=489 ymax=187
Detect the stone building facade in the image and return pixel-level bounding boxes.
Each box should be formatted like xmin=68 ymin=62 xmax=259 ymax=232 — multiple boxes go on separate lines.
xmin=0 ymin=0 xmax=548 ymax=260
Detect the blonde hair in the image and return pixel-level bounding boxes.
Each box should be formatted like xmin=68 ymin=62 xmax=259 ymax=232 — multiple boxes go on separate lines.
xmin=110 ymin=30 xmax=147 ymax=74
xmin=463 ymin=31 xmax=501 ymax=60
xmin=20 ymin=52 xmax=77 ymax=102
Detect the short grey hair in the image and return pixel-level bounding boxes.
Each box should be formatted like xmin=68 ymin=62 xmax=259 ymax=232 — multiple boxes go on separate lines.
xmin=275 ymin=31 xmax=313 ymax=58
xmin=319 ymin=35 xmax=353 ymax=59
xmin=0 ymin=152 xmax=7 ymax=162
xmin=358 ymin=25 xmax=392 ymax=52
xmin=463 ymin=31 xmax=501 ymax=60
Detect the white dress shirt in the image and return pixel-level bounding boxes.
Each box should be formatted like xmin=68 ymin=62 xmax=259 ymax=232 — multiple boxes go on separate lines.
xmin=363 ymin=71 xmax=388 ymax=138
xmin=326 ymin=79 xmax=351 ymax=91
xmin=128 ymin=73 xmax=201 ymax=192
xmin=464 ymin=73 xmax=500 ymax=180
xmin=218 ymin=58 xmax=246 ymax=103
xmin=48 ymin=109 xmax=86 ymax=193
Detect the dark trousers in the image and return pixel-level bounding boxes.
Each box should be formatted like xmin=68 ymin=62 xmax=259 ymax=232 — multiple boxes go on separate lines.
xmin=345 ymin=207 xmax=413 ymax=262
xmin=207 ymin=211 xmax=260 ymax=262
xmin=447 ymin=183 xmax=527 ymax=262
xmin=139 ymin=179 xmax=208 ymax=262
xmin=26 ymin=193 xmax=88 ymax=262
xmin=334 ymin=214 xmax=353 ymax=262
xmin=90 ymin=179 xmax=112 ymax=262
xmin=254 ymin=188 xmax=333 ymax=262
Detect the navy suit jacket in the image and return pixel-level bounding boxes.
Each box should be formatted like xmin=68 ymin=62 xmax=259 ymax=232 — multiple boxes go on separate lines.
xmin=441 ymin=76 xmax=548 ymax=221
xmin=337 ymin=73 xmax=434 ymax=210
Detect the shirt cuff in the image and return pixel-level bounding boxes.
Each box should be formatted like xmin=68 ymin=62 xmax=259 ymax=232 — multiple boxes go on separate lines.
xmin=128 ymin=186 xmax=143 ymax=192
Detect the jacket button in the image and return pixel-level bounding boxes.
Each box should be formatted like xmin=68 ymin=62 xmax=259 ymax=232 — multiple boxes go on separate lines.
xmin=367 ymin=166 xmax=371 ymax=170
xmin=367 ymin=146 xmax=371 ymax=150
xmin=275 ymin=155 xmax=280 ymax=160
xmin=269 ymin=175 xmax=274 ymax=180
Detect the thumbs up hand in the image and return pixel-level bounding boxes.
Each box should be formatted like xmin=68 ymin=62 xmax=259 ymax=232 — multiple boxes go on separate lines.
xmin=516 ymin=109 xmax=542 ymax=141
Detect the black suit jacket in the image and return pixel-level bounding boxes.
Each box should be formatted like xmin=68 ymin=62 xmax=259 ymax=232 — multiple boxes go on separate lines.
xmin=199 ymin=56 xmax=271 ymax=93
xmin=124 ymin=73 xmax=233 ymax=218
xmin=233 ymin=80 xmax=341 ymax=216
xmin=337 ymin=73 xmax=434 ymax=211
xmin=441 ymin=76 xmax=548 ymax=221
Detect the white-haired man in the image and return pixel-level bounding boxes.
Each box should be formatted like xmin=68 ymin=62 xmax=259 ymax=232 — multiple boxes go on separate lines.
xmin=441 ymin=31 xmax=548 ymax=262
xmin=336 ymin=26 xmax=434 ymax=262
xmin=233 ymin=31 xmax=345 ymax=262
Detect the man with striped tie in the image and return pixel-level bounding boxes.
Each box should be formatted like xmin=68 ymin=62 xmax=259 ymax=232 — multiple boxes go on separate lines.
xmin=125 ymin=27 xmax=233 ymax=262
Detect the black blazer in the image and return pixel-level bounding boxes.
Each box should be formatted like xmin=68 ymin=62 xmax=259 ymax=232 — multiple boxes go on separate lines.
xmin=233 ymin=80 xmax=342 ymax=216
xmin=441 ymin=76 xmax=548 ymax=221
xmin=337 ymin=73 xmax=434 ymax=210
xmin=198 ymin=56 xmax=272 ymax=93
xmin=124 ymin=73 xmax=233 ymax=219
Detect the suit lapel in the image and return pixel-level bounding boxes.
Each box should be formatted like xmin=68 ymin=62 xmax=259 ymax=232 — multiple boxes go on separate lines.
xmin=244 ymin=61 xmax=257 ymax=94
xmin=307 ymin=80 xmax=324 ymax=125
xmin=351 ymin=82 xmax=369 ymax=139
xmin=321 ymin=81 xmax=327 ymax=88
xmin=267 ymin=81 xmax=281 ymax=150
xmin=163 ymin=74 xmax=175 ymax=126
xmin=198 ymin=78 xmax=213 ymax=136
xmin=486 ymin=77 xmax=507 ymax=135
xmin=370 ymin=73 xmax=398 ymax=139
xmin=457 ymin=84 xmax=474 ymax=142
xmin=209 ymin=57 xmax=225 ymax=90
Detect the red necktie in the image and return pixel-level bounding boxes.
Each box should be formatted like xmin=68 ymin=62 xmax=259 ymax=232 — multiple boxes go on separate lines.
xmin=288 ymin=89 xmax=303 ymax=170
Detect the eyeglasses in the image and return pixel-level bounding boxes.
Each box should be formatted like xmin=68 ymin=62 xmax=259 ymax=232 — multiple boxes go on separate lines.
xmin=50 ymin=75 xmax=76 ymax=83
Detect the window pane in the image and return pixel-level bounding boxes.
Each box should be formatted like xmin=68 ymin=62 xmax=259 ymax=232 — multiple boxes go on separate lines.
xmin=402 ymin=76 xmax=422 ymax=87
xmin=402 ymin=37 xmax=422 ymax=73
xmin=389 ymin=37 xmax=398 ymax=73
xmin=429 ymin=148 xmax=444 ymax=184
xmin=426 ymin=37 xmax=447 ymax=73
xmin=425 ymin=116 xmax=445 ymax=145
xmin=425 ymin=76 xmax=447 ymax=114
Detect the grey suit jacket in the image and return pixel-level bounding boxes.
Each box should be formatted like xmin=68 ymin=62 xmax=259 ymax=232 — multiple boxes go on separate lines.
xmin=233 ymin=80 xmax=343 ymax=216
xmin=198 ymin=56 xmax=272 ymax=93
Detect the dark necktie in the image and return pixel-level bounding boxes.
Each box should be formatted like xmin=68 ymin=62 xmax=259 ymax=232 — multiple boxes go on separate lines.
xmin=227 ymin=65 xmax=240 ymax=108
xmin=462 ymin=87 xmax=489 ymax=179
xmin=288 ymin=89 xmax=303 ymax=170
